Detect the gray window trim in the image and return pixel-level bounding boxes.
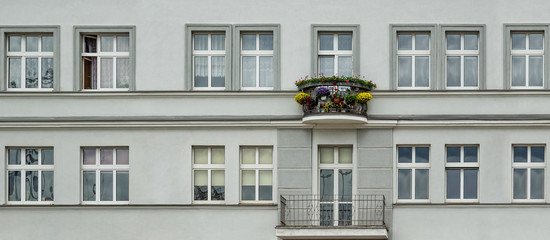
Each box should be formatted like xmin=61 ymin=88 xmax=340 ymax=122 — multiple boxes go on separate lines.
xmin=0 ymin=26 xmax=60 ymax=91
xmin=503 ymin=24 xmax=550 ymax=89
xmin=73 ymin=25 xmax=136 ymax=91
xmin=440 ymin=25 xmax=486 ymax=90
xmin=185 ymin=24 xmax=232 ymax=91
xmin=311 ymin=24 xmax=360 ymax=77
xmin=390 ymin=24 xmax=437 ymax=90
xmin=233 ymin=24 xmax=281 ymax=91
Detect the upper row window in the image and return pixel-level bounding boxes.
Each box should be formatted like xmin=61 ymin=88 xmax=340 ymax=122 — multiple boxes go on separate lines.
xmin=7 ymin=34 xmax=54 ymax=90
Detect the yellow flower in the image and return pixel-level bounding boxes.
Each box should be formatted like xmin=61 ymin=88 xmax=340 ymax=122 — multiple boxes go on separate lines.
xmin=295 ymin=93 xmax=310 ymax=104
xmin=356 ymin=92 xmax=372 ymax=104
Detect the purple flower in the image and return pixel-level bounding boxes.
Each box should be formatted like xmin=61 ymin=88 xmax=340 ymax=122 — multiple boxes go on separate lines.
xmin=316 ymin=87 xmax=330 ymax=96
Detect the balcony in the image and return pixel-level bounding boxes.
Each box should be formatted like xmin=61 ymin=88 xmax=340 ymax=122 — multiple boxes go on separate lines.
xmin=276 ymin=194 xmax=387 ymax=239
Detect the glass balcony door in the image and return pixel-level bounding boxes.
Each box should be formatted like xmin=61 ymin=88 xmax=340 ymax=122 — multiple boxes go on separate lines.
xmin=319 ymin=146 xmax=353 ymax=226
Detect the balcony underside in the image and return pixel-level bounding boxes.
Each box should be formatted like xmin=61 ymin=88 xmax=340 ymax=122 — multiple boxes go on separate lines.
xmin=275 ymin=226 xmax=388 ymax=239
xmin=302 ymin=113 xmax=368 ymax=124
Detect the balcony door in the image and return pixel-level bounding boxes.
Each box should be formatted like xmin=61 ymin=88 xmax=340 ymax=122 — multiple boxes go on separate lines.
xmin=319 ymin=146 xmax=353 ymax=226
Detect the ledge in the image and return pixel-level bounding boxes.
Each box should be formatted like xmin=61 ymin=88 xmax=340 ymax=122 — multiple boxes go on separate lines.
xmin=303 ymin=114 xmax=368 ymax=124
xmin=275 ymin=226 xmax=388 ymax=239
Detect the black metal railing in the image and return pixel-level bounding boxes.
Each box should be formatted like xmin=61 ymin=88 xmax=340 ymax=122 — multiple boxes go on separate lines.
xmin=279 ymin=194 xmax=385 ymax=227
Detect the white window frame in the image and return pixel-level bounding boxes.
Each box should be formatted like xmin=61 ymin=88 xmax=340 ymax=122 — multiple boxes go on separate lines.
xmin=510 ymin=32 xmax=545 ymax=89
xmin=396 ymin=146 xmax=430 ymax=202
xmin=445 ymin=33 xmax=480 ymax=89
xmin=192 ymin=32 xmax=227 ymax=90
xmin=396 ymin=32 xmax=431 ymax=90
xmin=81 ymin=147 xmax=129 ymax=204
xmin=445 ymin=145 xmax=479 ymax=203
xmin=192 ymin=146 xmax=225 ymax=203
xmin=240 ymin=146 xmax=274 ymax=203
xmin=240 ymin=32 xmax=275 ymax=90
xmin=317 ymin=33 xmax=353 ymax=77
xmin=512 ymin=145 xmax=546 ymax=202
xmin=6 ymin=147 xmax=54 ymax=205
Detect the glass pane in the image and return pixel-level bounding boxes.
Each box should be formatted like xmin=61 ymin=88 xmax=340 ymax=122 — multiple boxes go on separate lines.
xmin=194 ymin=170 xmax=208 ymax=200
xmin=446 ymin=34 xmax=460 ymax=50
xmin=26 ymin=58 xmax=38 ymax=88
xmin=83 ymin=148 xmax=96 ymax=165
xmin=531 ymin=169 xmax=544 ymax=199
xmin=193 ymin=56 xmax=208 ymax=87
xmin=529 ymin=56 xmax=543 ymax=86
xmin=26 ymin=149 xmax=38 ymax=165
xmin=8 ymin=58 xmax=21 ymax=88
xmin=319 ymin=34 xmax=333 ymax=50
xmin=464 ymin=169 xmax=478 ymax=199
xmin=41 ymin=58 xmax=54 ymax=88
xmin=338 ymin=169 xmax=352 ymax=202
xmin=320 ymin=204 xmax=333 ymax=226
xmin=529 ymin=33 xmax=543 ymax=50
xmin=514 ymin=146 xmax=528 ymax=163
xmin=398 ymin=34 xmax=412 ymax=50
xmin=531 ymin=146 xmax=545 ymax=163
xmin=259 ymin=56 xmax=274 ymax=87
xmin=42 ymin=149 xmax=54 ymax=165
xmin=211 ymin=170 xmax=225 ymax=200
xmin=415 ymin=169 xmax=429 ymax=199
xmin=511 ymin=56 xmax=526 ymax=86
xmin=100 ymin=171 xmax=113 ymax=201
xmin=338 ymin=34 xmax=352 ymax=51
xmin=100 ymin=149 xmax=113 ymax=165
xmin=464 ymin=34 xmax=478 ymax=50
xmin=116 ymin=148 xmax=129 ymax=165
xmin=415 ymin=147 xmax=429 ymax=163
xmin=446 ymin=169 xmax=460 ymax=199
xmin=464 ymin=146 xmax=478 ymax=162
xmin=100 ymin=58 xmax=113 ymax=88
xmin=512 ymin=33 xmax=526 ymax=50
xmin=242 ymin=170 xmax=255 ymax=200
xmin=339 ymin=147 xmax=352 ymax=164
xmin=8 ymin=171 xmax=21 ymax=201
xmin=415 ymin=56 xmax=429 ymax=87
xmin=242 ymin=148 xmax=256 ymax=164
xmin=319 ymin=56 xmax=334 ymax=77
xmin=9 ymin=36 xmax=21 ymax=52
xmin=212 ymin=34 xmax=225 ymax=50
xmin=116 ymin=36 xmax=130 ymax=52
xmin=338 ymin=203 xmax=352 ymax=226
xmin=259 ymin=34 xmax=273 ymax=50
xmin=464 ymin=56 xmax=478 ymax=87
xmin=320 ymin=169 xmax=334 ymax=202
xmin=320 ymin=147 xmax=334 ymax=164
xmin=211 ymin=56 xmax=225 ymax=87
xmin=26 ymin=172 xmax=41 ymax=201
xmin=212 ymin=148 xmax=225 ymax=164
xmin=242 ymin=34 xmax=256 ymax=50
xmin=259 ymin=170 xmax=272 ymax=201
xmin=116 ymin=58 xmax=130 ymax=88
xmin=100 ymin=36 xmax=114 ymax=52
xmin=82 ymin=171 xmax=96 ymax=201
xmin=338 ymin=56 xmax=352 ymax=77
xmin=42 ymin=36 xmax=54 ymax=52
xmin=193 ymin=34 xmax=208 ymax=50
xmin=398 ymin=169 xmax=411 ymax=199
xmin=259 ymin=148 xmax=273 ymax=164
xmin=8 ymin=149 xmax=21 ymax=165
xmin=446 ymin=56 xmax=460 ymax=87
xmin=84 ymin=36 xmax=97 ymax=53
xmin=26 ymin=36 xmax=39 ymax=52
xmin=415 ymin=35 xmax=429 ymax=50
xmin=83 ymin=56 xmax=97 ymax=89
xmin=398 ymin=56 xmax=412 ymax=87
xmin=446 ymin=147 xmax=460 ymax=163
xmin=116 ymin=172 xmax=129 ymax=201
xmin=42 ymin=171 xmax=54 ymax=201
xmin=398 ymin=147 xmax=412 ymax=163
xmin=513 ymin=169 xmax=527 ymax=199
xmin=242 ymin=56 xmax=256 ymax=87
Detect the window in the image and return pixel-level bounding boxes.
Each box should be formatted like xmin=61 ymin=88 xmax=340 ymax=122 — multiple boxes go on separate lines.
xmin=312 ymin=25 xmax=359 ymax=78
xmin=511 ymin=32 xmax=544 ymax=88
xmin=7 ymin=148 xmax=54 ymax=203
xmin=193 ymin=147 xmax=225 ymax=202
xmin=513 ymin=145 xmax=545 ymax=201
xmin=396 ymin=33 xmax=430 ymax=88
xmin=446 ymin=33 xmax=479 ymax=88
xmin=319 ymin=146 xmax=353 ymax=226
xmin=74 ymin=26 xmax=135 ymax=91
xmin=193 ymin=33 xmax=226 ymax=89
xmin=240 ymin=147 xmax=273 ymax=202
xmin=397 ymin=146 xmax=429 ymax=200
xmin=445 ymin=145 xmax=479 ymax=201
xmin=82 ymin=147 xmax=129 ymax=203
xmin=240 ymin=33 xmax=274 ymax=89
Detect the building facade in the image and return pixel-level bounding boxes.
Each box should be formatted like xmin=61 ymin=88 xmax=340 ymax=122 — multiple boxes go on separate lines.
xmin=1 ymin=0 xmax=550 ymax=239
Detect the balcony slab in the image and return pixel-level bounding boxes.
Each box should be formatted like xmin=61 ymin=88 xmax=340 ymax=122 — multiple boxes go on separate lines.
xmin=275 ymin=227 xmax=388 ymax=239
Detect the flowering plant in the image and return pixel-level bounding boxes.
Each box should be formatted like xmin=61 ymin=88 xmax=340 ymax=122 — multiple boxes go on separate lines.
xmin=294 ymin=93 xmax=314 ymax=105
xmin=356 ymin=92 xmax=372 ymax=104
xmin=295 ymin=74 xmax=377 ymax=89
xmin=316 ymin=87 xmax=331 ymax=96
xmin=345 ymin=94 xmax=357 ymax=104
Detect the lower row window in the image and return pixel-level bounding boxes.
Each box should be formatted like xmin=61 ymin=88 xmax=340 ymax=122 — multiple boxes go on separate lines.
xmin=82 ymin=147 xmax=129 ymax=202
xmin=7 ymin=148 xmax=54 ymax=203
